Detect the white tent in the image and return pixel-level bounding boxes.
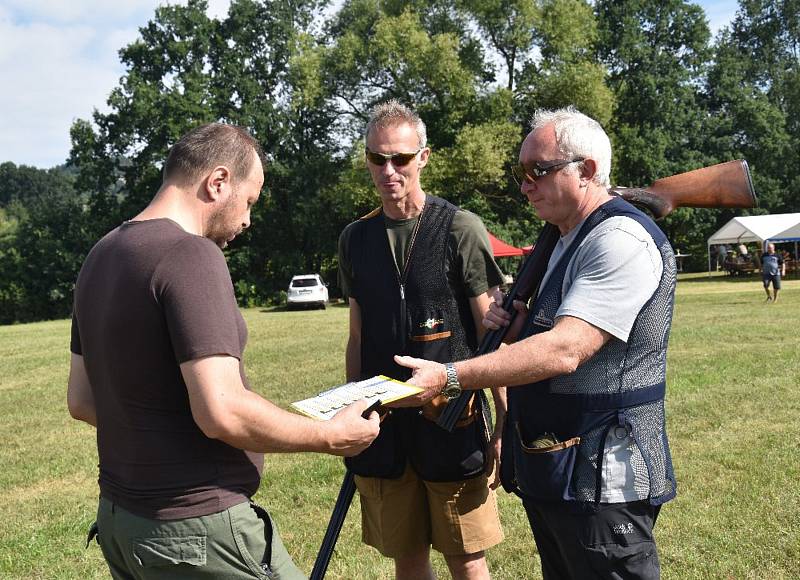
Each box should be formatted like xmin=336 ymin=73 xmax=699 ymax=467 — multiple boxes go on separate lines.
xmin=707 ymin=213 xmax=800 ymax=273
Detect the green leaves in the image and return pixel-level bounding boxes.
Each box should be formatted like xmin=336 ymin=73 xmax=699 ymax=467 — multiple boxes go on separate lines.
xmin=0 ymin=165 xmax=92 ymax=323
xmin=0 ymin=0 xmax=787 ymax=323
xmin=704 ymin=0 xmax=798 ymax=213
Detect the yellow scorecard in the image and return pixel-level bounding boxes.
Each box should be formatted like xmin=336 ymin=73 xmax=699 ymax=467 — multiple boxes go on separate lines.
xmin=291 ymin=375 xmax=422 ymax=421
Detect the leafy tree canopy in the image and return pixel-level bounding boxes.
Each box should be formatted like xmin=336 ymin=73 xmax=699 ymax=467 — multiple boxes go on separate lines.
xmin=2 ymin=0 xmax=798 ymax=323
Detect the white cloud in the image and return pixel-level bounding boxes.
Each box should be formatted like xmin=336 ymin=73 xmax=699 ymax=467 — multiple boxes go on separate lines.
xmin=0 ymin=1 xmax=231 ymax=168
xmin=0 ymin=0 xmax=735 ymax=169
xmin=206 ymin=0 xmax=232 ymax=19
xmin=0 ymin=14 xmax=124 ymax=167
xmin=1 ymin=0 xmax=169 ymax=24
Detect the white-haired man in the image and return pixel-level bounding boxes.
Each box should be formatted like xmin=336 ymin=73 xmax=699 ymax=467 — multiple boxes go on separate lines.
xmin=396 ymin=106 xmax=677 ymax=579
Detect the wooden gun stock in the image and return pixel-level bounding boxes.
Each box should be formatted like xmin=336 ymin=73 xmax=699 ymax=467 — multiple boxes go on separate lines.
xmin=437 ymin=159 xmax=758 ymax=432
xmin=609 ymin=159 xmax=757 ymax=219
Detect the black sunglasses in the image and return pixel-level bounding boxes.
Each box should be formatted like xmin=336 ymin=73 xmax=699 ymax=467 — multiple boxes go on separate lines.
xmin=365 ymin=147 xmax=422 ymax=167
xmin=511 ymin=158 xmax=585 ymax=186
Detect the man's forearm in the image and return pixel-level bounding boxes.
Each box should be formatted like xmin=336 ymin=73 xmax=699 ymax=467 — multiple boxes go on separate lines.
xmin=214 ymin=388 xmax=381 ymax=457
xmin=456 ymin=317 xmax=610 ymax=391
xmin=346 ymin=298 xmax=362 ymax=382
xmin=345 ymin=336 xmax=361 ymax=382
xmin=182 ymin=354 xmax=379 ymax=457
xmin=201 ymin=388 xmax=335 ymax=454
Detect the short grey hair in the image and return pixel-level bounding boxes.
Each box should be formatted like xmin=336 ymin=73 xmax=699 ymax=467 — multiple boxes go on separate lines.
xmin=530 ymin=106 xmax=612 ymax=188
xmin=365 ymin=99 xmax=427 ymax=148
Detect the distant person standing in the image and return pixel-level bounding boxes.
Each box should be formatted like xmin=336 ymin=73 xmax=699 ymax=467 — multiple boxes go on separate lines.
xmin=718 ymin=244 xmax=729 ymax=271
xmin=762 ymin=242 xmax=785 ymax=302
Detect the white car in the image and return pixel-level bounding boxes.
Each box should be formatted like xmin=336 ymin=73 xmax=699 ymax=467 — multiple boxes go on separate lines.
xmin=287 ymin=274 xmax=329 ymax=309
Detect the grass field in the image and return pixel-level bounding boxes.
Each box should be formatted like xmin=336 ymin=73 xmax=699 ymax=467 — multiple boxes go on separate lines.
xmin=1 ymin=273 xmax=798 ymax=579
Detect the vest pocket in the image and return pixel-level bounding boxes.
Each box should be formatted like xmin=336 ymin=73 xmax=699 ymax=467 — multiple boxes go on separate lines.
xmin=407 ymin=408 xmax=487 ymax=482
xmin=513 ymin=422 xmax=580 ymax=501
xmin=407 ymin=308 xmax=453 ymax=361
xmin=345 ymin=411 xmax=406 ymax=479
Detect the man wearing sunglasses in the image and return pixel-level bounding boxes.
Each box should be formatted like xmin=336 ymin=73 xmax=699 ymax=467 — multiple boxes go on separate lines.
xmin=338 ymin=100 xmax=506 ymax=579
xmin=396 ymin=106 xmax=677 ymax=579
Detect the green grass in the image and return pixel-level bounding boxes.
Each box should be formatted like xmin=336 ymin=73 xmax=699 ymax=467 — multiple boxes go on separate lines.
xmin=1 ymin=275 xmax=799 ymax=579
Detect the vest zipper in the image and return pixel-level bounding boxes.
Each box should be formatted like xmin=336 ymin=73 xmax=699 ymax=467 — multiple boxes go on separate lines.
xmin=394 ymin=203 xmax=425 ymax=345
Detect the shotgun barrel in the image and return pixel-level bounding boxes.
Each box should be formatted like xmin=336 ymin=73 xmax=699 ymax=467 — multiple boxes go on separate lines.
xmin=310 ymin=471 xmax=357 ymax=580
xmin=436 ymin=224 xmax=559 ymax=430
xmin=310 ymin=399 xmax=383 ymax=580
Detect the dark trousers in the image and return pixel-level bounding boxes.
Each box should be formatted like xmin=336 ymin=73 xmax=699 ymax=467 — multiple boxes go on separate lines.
xmin=522 ymin=498 xmax=661 ymax=580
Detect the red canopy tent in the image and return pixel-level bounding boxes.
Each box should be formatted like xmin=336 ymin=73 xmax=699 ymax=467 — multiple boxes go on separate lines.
xmin=487 ymin=232 xmax=525 ymax=257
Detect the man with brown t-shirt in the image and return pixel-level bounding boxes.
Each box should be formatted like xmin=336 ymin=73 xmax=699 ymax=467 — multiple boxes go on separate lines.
xmin=67 ymin=123 xmax=379 ymax=579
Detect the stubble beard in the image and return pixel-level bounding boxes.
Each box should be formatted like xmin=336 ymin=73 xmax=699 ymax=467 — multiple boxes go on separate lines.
xmin=207 ymin=192 xmax=239 ymax=249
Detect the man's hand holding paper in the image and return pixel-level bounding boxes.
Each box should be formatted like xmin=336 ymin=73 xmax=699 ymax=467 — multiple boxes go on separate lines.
xmin=322 ymin=399 xmax=381 ymax=457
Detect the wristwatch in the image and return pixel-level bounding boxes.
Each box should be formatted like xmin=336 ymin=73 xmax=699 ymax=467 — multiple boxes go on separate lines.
xmin=441 ymin=362 xmax=462 ymax=401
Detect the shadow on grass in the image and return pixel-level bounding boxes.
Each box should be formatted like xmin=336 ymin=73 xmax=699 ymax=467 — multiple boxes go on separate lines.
xmin=258 ymin=301 xmax=349 ymax=314
xmin=678 ymin=272 xmax=762 ymax=284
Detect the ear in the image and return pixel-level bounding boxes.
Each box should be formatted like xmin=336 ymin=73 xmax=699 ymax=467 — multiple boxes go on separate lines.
xmin=578 ymin=158 xmax=597 ymax=187
xmin=204 ymin=165 xmax=232 ymax=201
xmin=417 ymin=147 xmax=431 ymax=170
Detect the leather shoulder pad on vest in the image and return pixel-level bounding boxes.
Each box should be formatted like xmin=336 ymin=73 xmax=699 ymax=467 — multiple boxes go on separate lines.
xmin=359 ymin=207 xmax=383 ymax=220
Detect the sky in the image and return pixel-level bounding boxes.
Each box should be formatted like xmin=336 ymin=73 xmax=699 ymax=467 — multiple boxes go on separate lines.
xmin=0 ymin=0 xmax=740 ymax=169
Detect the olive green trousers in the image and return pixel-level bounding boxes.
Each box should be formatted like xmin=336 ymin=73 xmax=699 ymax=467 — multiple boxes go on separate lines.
xmin=92 ymin=497 xmax=306 ymax=579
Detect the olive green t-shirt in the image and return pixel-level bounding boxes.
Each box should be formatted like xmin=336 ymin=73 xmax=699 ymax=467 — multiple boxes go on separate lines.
xmin=338 ymin=207 xmax=504 ymax=299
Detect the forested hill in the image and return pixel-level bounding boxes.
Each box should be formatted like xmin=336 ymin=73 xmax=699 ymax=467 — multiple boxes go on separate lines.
xmin=2 ymin=0 xmax=798 ymax=324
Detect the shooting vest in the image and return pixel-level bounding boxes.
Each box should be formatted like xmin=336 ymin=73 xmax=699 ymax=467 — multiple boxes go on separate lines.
xmin=501 ymin=197 xmax=678 ymax=507
xmin=345 ymin=195 xmax=488 ymax=481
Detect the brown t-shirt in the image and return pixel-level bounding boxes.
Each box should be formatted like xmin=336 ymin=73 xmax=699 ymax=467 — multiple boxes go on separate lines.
xmin=70 ymin=219 xmax=263 ymax=519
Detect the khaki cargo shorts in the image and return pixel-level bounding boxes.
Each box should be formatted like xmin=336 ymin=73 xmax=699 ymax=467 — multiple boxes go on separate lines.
xmin=354 ymin=463 xmax=504 ymax=558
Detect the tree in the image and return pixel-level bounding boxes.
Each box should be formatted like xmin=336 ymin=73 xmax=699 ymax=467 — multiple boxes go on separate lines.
xmin=70 ymin=0 xmax=339 ymax=300
xmin=322 ymin=1 xmax=485 ymax=149
xmin=0 ymin=164 xmax=94 ymax=324
xmin=514 ymin=0 xmax=614 ymax=127
xmin=704 ymin=1 xmax=799 ymax=214
xmin=593 ymin=0 xmax=719 ymax=267
xmin=596 ymin=0 xmax=712 ymax=185
xmin=457 ymin=0 xmax=538 ymax=92
xmin=70 ymin=0 xmax=218 ymax=240
xmin=0 ymin=162 xmax=76 ymax=206
xmin=0 ymin=191 xmax=94 ymax=324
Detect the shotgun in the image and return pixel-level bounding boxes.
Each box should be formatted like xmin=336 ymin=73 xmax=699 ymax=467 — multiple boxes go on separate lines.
xmin=310 ymin=471 xmax=356 ymax=580
xmin=437 ymin=159 xmax=757 ymax=431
